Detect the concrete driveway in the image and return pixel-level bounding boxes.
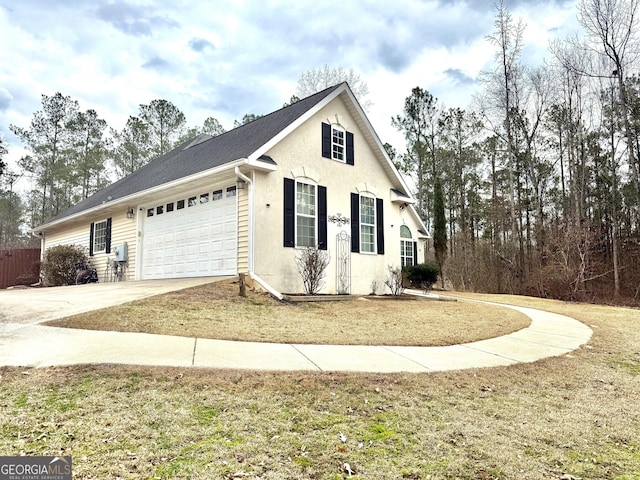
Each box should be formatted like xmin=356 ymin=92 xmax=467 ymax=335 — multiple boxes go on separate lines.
xmin=0 ymin=277 xmax=227 ymax=325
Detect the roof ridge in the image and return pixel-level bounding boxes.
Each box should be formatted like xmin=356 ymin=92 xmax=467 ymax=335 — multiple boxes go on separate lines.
xmin=172 ymin=82 xmax=345 ymax=151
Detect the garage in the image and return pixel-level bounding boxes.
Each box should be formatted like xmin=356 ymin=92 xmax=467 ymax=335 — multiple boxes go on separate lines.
xmin=140 ymin=185 xmax=238 ymax=279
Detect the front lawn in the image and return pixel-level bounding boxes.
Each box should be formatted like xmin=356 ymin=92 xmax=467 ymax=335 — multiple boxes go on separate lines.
xmin=45 ymin=279 xmax=529 ymax=346
xmin=2 ymin=288 xmax=638 ymax=479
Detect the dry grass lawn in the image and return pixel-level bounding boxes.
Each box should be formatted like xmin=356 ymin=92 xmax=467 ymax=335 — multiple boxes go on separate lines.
xmin=1 ymin=286 xmax=639 ymax=479
xmin=45 ymin=279 xmax=530 ymax=346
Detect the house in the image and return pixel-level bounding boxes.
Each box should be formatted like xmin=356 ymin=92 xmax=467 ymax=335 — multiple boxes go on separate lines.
xmin=32 ymin=83 xmax=429 ymax=296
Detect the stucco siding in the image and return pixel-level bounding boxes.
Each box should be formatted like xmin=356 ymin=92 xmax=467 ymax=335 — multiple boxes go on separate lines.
xmin=252 ymin=96 xmax=426 ymax=294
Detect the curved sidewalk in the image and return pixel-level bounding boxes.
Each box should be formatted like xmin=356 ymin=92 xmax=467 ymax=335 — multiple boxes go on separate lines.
xmin=0 ymin=298 xmax=592 ymax=373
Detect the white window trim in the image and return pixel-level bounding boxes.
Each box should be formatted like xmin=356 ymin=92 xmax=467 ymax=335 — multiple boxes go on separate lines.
xmin=401 ymin=240 xmax=414 ymax=267
xmin=331 ymin=124 xmax=346 ymax=163
xmin=93 ymin=218 xmax=108 ymax=254
xmin=295 ymin=179 xmax=318 ymax=248
xmin=400 ymin=225 xmax=414 ymax=267
xmin=359 ymin=193 xmax=376 ymax=254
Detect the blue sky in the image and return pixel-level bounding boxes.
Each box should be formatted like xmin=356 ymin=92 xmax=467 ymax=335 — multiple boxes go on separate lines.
xmin=0 ymin=0 xmax=580 ymax=187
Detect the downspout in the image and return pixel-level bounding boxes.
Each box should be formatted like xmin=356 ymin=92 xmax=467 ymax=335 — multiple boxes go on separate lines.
xmin=38 ymin=232 xmax=45 ymax=261
xmin=32 ymin=230 xmax=45 ymax=285
xmin=31 ymin=230 xmax=45 ymax=259
xmin=235 ymin=166 xmax=283 ymax=300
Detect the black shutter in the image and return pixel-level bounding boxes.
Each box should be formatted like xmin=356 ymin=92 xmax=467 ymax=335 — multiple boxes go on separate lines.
xmin=89 ymin=222 xmax=95 ymax=257
xmin=283 ymin=178 xmax=295 ymax=247
xmin=321 ymin=122 xmax=331 ymax=158
xmin=346 ymin=131 xmax=354 ymax=166
xmin=105 ymin=218 xmax=112 ymax=254
xmin=350 ymin=193 xmax=359 ymax=252
xmin=413 ymin=241 xmax=418 ymax=265
xmin=318 ymin=185 xmax=327 ymax=250
xmin=376 ymin=199 xmax=385 ymax=255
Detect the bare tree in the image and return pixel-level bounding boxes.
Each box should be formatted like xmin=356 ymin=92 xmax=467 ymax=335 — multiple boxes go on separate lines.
xmin=477 ymin=0 xmax=527 ymax=285
xmin=295 ymin=246 xmax=330 ymax=295
xmin=296 ymin=64 xmax=373 ymax=111
xmin=553 ymin=0 xmax=640 ymax=223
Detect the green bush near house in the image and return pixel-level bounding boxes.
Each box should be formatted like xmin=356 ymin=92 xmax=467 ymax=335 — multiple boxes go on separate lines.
xmin=404 ymin=262 xmax=440 ymax=290
xmin=41 ymin=244 xmax=90 ymax=286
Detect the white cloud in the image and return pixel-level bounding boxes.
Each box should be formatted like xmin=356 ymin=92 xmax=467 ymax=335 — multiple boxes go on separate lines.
xmin=1 ymin=0 xmax=581 ymax=185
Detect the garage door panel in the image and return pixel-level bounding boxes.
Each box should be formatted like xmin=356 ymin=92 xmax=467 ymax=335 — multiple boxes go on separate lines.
xmin=142 ymin=191 xmax=237 ymax=279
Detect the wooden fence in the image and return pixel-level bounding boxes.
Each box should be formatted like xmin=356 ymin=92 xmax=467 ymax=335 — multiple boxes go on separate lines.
xmin=0 ymin=248 xmax=41 ymax=289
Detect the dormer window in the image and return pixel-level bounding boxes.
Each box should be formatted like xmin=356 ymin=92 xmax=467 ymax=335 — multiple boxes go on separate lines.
xmin=322 ymin=122 xmax=354 ymax=165
xmin=332 ymin=125 xmax=345 ymax=162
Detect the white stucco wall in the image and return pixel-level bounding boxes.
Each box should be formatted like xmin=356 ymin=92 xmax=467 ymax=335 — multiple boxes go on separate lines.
xmin=252 ymin=96 xmax=425 ymax=295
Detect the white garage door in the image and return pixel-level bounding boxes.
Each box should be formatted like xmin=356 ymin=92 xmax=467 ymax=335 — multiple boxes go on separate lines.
xmin=141 ymin=186 xmax=238 ymax=279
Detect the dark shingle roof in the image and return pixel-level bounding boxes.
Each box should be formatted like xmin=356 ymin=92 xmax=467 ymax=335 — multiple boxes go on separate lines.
xmin=41 ymin=83 xmax=344 ymax=226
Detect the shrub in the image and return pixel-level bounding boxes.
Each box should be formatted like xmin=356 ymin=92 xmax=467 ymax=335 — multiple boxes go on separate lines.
xmin=41 ymin=244 xmax=90 ymax=286
xmin=404 ymin=262 xmax=440 ymax=290
xmin=295 ymin=246 xmax=330 ymax=295
xmin=384 ymin=265 xmax=404 ymax=296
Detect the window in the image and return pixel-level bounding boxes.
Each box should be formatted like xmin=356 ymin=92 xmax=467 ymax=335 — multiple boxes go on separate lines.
xmin=156 ymin=205 xmax=164 ymax=215
xmin=322 ymin=122 xmax=354 ymax=165
xmin=360 ymin=195 xmax=376 ymax=253
xmin=226 ymin=186 xmax=237 ymax=197
xmin=296 ymin=181 xmax=316 ymax=247
xmin=200 ymin=193 xmax=209 ymax=204
xmin=146 ymin=208 xmax=154 ymax=217
xmin=284 ymin=178 xmax=327 ymax=250
xmin=177 ymin=199 xmax=185 ymax=210
xmin=400 ymin=225 xmax=414 ymax=267
xmin=212 ymin=189 xmax=223 ymax=201
xmin=167 ymin=202 xmax=174 ymax=212
xmin=332 ymin=126 xmax=345 ymax=161
xmin=188 ymin=196 xmax=197 ymax=207
xmin=351 ymin=193 xmax=384 ymax=254
xmin=92 ymin=219 xmax=108 ymax=253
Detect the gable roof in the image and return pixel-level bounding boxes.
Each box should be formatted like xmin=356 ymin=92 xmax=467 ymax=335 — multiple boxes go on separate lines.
xmin=36 ymin=84 xmax=343 ymax=229
xmin=35 ymin=82 xmax=426 ymax=235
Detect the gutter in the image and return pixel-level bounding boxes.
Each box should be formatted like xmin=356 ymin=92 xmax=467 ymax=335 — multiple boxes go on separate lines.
xmin=234 ymin=165 xmax=283 ymax=300
xmin=33 ymin=158 xmax=269 ymax=233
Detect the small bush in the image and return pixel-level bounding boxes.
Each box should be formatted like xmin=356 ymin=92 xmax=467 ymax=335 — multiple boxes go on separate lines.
xmin=41 ymin=244 xmax=90 ymax=286
xmin=295 ymin=246 xmax=330 ymax=295
xmin=404 ymin=262 xmax=440 ymax=290
xmin=384 ymin=265 xmax=404 ymax=296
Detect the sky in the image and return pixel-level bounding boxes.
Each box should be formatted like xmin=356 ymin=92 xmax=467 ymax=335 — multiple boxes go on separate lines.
xmin=0 ymin=0 xmax=581 ymax=191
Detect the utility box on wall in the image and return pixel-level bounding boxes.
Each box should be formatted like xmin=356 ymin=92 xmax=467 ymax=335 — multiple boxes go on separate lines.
xmin=114 ymin=243 xmax=128 ymax=262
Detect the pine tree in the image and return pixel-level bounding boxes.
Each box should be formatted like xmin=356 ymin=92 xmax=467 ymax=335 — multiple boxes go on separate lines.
xmin=433 ymin=177 xmax=447 ymax=289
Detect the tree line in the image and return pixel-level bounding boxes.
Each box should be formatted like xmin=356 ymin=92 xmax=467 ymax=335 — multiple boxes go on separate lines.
xmin=393 ymin=0 xmax=640 ymax=302
xmin=3 ymin=95 xmax=231 ymax=234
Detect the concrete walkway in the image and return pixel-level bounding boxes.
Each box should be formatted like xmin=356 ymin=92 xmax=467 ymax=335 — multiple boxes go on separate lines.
xmin=0 ymin=280 xmax=593 ymax=373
